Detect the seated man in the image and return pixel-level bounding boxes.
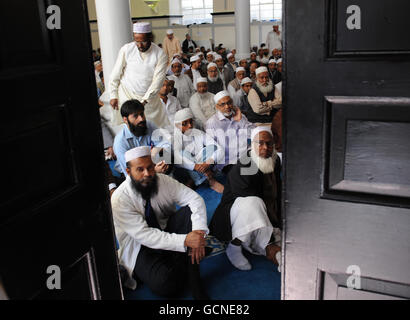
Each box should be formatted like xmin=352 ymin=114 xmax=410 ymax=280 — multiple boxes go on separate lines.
xmin=247 ymin=66 xmax=282 ymax=125
xmin=159 ymin=78 xmax=182 ymax=126
xmin=233 ymin=77 xmax=253 ymax=115
xmin=189 ymin=77 xmax=216 ymax=130
xmin=113 ymin=99 xmax=171 ymax=176
xmin=209 ymin=127 xmax=282 ymax=271
xmin=227 ymin=67 xmax=246 ymax=98
xmin=167 ymin=59 xmax=195 ymax=109
xmin=205 ymin=91 xmax=254 ymax=173
xmin=206 ymin=63 xmax=225 ymax=95
xmin=111 ymin=146 xmax=210 ymax=299
xmin=225 ymin=52 xmax=238 ymax=84
xmin=173 ymin=109 xmax=225 ymax=194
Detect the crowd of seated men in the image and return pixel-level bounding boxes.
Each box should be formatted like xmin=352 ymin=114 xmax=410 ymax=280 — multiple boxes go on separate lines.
xmin=95 ymin=22 xmax=283 ymax=300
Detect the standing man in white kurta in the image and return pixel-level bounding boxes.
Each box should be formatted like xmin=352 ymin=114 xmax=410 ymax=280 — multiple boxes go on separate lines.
xmin=109 ymin=22 xmax=170 ymax=128
xmin=111 ymin=146 xmax=210 ymax=299
xmin=266 ymin=23 xmax=282 ymax=54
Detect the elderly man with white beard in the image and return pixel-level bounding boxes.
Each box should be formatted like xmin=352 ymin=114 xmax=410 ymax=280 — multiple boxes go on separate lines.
xmin=167 ymin=59 xmax=195 ymax=109
xmin=247 ymin=66 xmax=282 ymax=125
xmin=214 ymin=54 xmax=230 ymax=88
xmin=227 ymin=67 xmax=246 ymax=98
xmin=189 ymin=77 xmax=216 ymax=130
xmin=209 ymin=126 xmax=282 ymax=272
xmin=206 ymin=62 xmax=225 ymax=95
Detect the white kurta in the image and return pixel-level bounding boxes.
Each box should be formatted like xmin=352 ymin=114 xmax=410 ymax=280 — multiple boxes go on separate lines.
xmin=192 ymin=69 xmax=202 ymax=88
xmin=160 ymin=94 xmax=182 ymax=125
xmin=168 ymin=74 xmax=195 ymax=108
xmin=109 ymin=42 xmax=170 ymax=128
xmin=266 ymin=31 xmax=282 ymax=52
xmin=111 ymin=174 xmax=209 ymax=289
xmin=189 ymin=92 xmax=216 ymax=130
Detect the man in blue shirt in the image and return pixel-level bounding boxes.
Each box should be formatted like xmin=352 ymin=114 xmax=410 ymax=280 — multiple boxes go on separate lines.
xmin=113 ymin=100 xmax=171 ymax=176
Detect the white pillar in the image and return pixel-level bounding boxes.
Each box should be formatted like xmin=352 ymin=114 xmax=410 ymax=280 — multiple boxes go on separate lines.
xmin=95 ymin=0 xmax=133 ymax=86
xmin=235 ymin=0 xmax=251 ymax=60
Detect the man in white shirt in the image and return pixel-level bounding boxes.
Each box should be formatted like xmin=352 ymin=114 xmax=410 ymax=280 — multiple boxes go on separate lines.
xmin=111 ymin=146 xmax=210 ymax=299
xmin=266 ymin=23 xmax=282 ymax=53
xmin=109 ymin=22 xmax=169 ymax=128
xmin=172 ymin=109 xmax=225 ymax=193
xmin=190 ymin=55 xmax=202 ymax=88
xmin=189 ymin=77 xmax=216 ymax=130
xmin=227 ymin=67 xmax=246 ymax=98
xmin=159 ymin=79 xmax=182 ymax=126
xmin=233 ymin=77 xmax=253 ymax=114
xmin=167 ymin=59 xmax=195 ymax=109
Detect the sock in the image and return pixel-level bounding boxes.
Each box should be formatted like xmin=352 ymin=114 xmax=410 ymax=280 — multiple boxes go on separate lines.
xmin=226 ymin=243 xmax=252 ymax=271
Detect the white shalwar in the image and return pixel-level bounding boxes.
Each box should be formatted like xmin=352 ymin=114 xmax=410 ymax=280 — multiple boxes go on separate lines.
xmin=168 ymin=74 xmax=195 ymax=109
xmin=109 ymin=42 xmax=170 ymax=128
xmin=111 ymin=174 xmax=209 ymax=289
xmin=230 ymin=196 xmax=281 ymax=256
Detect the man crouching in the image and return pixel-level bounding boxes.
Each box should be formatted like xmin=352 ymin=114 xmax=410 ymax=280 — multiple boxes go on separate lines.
xmin=111 ymin=146 xmax=210 ymax=299
xmin=209 ymin=127 xmax=282 ymax=271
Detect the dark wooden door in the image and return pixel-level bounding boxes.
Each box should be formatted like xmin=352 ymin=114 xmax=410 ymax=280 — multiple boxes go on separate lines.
xmin=283 ymin=0 xmax=410 ymax=299
xmin=0 ymin=0 xmax=122 ymax=299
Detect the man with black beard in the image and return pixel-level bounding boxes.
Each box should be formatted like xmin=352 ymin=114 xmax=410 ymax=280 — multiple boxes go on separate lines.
xmin=111 ymin=146 xmax=210 ymax=299
xmin=113 ymin=99 xmax=171 ymax=176
xmin=247 ymin=66 xmax=282 ymax=124
xmin=206 ymin=62 xmax=225 ymax=95
xmin=209 ymin=127 xmax=282 ymax=272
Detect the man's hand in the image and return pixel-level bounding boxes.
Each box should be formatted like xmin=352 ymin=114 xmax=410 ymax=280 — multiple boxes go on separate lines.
xmin=98 ymin=99 xmax=104 ymax=107
xmin=155 ymin=160 xmax=169 ymax=174
xmin=190 ymin=247 xmax=205 ymax=265
xmin=185 ymin=230 xmax=207 ymax=264
xmin=105 ymin=147 xmax=116 ymax=160
xmin=194 ymin=163 xmax=211 ymax=174
xmin=110 ymin=99 xmax=119 ymax=110
xmin=232 ymin=107 xmax=242 ymax=122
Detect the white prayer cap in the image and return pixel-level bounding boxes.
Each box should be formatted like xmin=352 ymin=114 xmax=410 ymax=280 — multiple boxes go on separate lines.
xmin=174 ymin=108 xmax=194 ymax=124
xmin=227 ymin=52 xmax=234 ymax=58
xmin=214 ymin=54 xmax=223 ymax=61
xmin=255 ymin=66 xmax=269 ymax=75
xmin=236 ymin=67 xmax=246 ymax=74
xmin=206 ymin=52 xmax=214 ymax=56
xmin=207 ymin=62 xmax=218 ymax=70
xmin=241 ymin=77 xmax=253 ymax=85
xmin=166 ymin=29 xmax=174 ymax=35
xmin=198 ymin=52 xmax=204 ymax=56
xmin=171 ymin=58 xmax=182 ymax=66
xmin=269 ymin=59 xmax=276 ymax=64
xmin=190 ymin=55 xmax=200 ymax=63
xmin=94 ymin=60 xmax=102 ymax=66
xmin=251 ymin=126 xmax=273 ymax=141
xmin=133 ymin=22 xmax=152 ymax=34
xmin=250 ymin=52 xmax=257 ymax=55
xmin=125 ymin=146 xmax=151 ymax=163
xmin=214 ymin=90 xmax=231 ymax=104
xmin=173 ymin=53 xmax=181 ymax=58
xmin=276 ymin=58 xmax=283 ymax=63
xmin=196 ymin=77 xmax=208 ymax=85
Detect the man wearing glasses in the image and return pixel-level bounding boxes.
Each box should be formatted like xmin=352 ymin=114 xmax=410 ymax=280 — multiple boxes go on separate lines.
xmin=109 ymin=22 xmax=170 ymax=129
xmin=205 ymin=91 xmax=254 ymax=174
xmin=209 ymin=126 xmax=282 ymax=272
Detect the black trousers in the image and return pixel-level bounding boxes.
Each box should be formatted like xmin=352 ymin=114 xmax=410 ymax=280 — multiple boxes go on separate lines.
xmin=133 ymin=206 xmax=193 ymax=297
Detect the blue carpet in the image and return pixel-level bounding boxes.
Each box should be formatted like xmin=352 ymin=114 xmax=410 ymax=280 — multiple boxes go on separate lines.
xmin=123 ymin=177 xmax=281 ymax=300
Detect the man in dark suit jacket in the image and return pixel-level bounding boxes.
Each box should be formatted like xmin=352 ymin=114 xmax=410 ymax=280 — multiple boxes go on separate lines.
xmin=209 ymin=127 xmax=282 ymax=271
xmin=182 ymin=34 xmax=198 ymax=53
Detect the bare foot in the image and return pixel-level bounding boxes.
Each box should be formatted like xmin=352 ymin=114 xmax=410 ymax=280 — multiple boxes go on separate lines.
xmin=265 ymin=244 xmax=281 ymax=265
xmin=208 ymin=178 xmax=224 ymax=194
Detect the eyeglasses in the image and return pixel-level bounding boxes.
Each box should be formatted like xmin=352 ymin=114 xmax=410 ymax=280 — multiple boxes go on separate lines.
xmin=217 ymin=100 xmax=233 ymax=107
xmin=253 ymin=140 xmax=274 ymax=148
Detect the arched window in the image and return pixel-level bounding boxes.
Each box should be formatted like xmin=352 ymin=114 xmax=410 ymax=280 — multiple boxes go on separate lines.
xmin=181 ymin=0 xmax=213 ymax=25
xmin=250 ymin=0 xmax=282 ymax=21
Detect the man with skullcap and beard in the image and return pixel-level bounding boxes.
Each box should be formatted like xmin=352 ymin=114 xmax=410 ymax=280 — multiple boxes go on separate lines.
xmin=111 ymin=146 xmax=210 ymax=299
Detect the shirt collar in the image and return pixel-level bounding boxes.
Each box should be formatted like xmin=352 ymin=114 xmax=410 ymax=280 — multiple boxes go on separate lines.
xmin=217 ymin=110 xmax=230 ymax=121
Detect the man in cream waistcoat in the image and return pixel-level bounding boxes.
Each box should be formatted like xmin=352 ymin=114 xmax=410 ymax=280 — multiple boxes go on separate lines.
xmin=109 ymin=22 xmax=170 ymax=128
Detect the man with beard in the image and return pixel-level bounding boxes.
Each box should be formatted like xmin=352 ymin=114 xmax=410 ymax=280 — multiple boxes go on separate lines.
xmin=109 ymin=22 xmax=169 ymax=128
xmin=214 ymin=55 xmax=230 ymax=88
xmin=113 ymin=100 xmax=171 ymax=176
xmin=167 ymin=59 xmax=195 ymax=109
xmin=238 ymin=58 xmax=250 ymax=77
xmin=227 ymin=67 xmax=246 ymax=98
xmin=163 ymin=29 xmax=182 ymax=65
xmin=267 ymin=59 xmax=277 ymax=81
xmin=209 ymin=127 xmax=282 ymax=272
xmin=111 ymin=146 xmax=210 ymax=299
xmin=233 ymin=77 xmax=253 ymax=115
xmin=189 ymin=77 xmax=216 ymax=130
xmin=159 ymin=79 xmax=182 ymax=126
xmin=247 ymin=66 xmax=282 ymax=124
xmin=272 ymin=58 xmax=282 ymax=85
xmin=172 ymin=109 xmax=225 ymax=193
xmin=266 ymin=23 xmax=282 ymax=54
xmin=188 ymin=54 xmax=203 ymax=88
xmin=206 ymin=63 xmax=225 ymax=95
xmin=205 ymin=91 xmax=254 ymax=173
